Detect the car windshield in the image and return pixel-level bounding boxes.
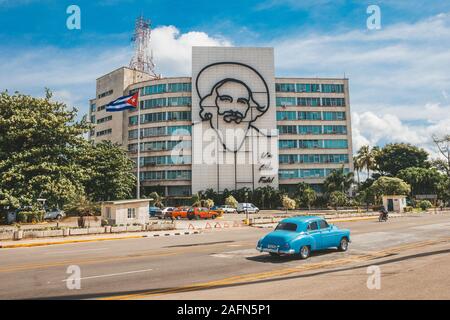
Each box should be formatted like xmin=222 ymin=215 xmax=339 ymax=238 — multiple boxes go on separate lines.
xmin=275 ymin=222 xmax=298 ymax=232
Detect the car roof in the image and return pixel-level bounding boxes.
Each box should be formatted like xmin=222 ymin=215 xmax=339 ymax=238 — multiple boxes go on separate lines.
xmin=280 ymin=216 xmax=324 ymax=225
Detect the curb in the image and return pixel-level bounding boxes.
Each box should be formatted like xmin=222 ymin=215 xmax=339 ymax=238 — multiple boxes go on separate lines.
xmin=0 ymin=230 xmax=202 ymax=249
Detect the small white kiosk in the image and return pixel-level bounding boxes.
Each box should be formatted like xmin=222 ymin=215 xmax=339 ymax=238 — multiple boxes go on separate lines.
xmin=101 ymin=199 xmax=150 ymax=226
xmin=382 ymin=195 xmax=407 ymax=213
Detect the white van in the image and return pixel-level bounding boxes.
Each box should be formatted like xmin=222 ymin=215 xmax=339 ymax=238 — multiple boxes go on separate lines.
xmin=237 ymin=203 xmax=259 ymax=214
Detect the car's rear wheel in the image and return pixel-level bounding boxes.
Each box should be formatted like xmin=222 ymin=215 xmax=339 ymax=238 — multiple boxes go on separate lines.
xmin=299 ymin=245 xmax=310 ymax=259
xmin=269 ymin=252 xmax=278 ymax=257
xmin=56 ymin=215 xmax=62 ymax=221
xmin=211 ymin=214 xmax=217 ymax=219
xmin=338 ymin=237 xmax=349 ymax=252
xmin=176 ymin=216 xmax=181 ymax=220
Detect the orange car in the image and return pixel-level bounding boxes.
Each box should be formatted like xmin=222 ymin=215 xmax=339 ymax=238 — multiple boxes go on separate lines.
xmin=187 ymin=207 xmax=218 ymax=220
xmin=171 ymin=207 xmax=189 ymax=220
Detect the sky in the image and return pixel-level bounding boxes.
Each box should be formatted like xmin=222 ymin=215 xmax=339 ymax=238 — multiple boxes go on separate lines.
xmin=0 ymin=0 xmax=449 ymax=158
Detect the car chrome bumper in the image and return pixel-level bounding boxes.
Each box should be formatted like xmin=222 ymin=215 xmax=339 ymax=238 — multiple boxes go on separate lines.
xmin=256 ymin=246 xmax=295 ymax=255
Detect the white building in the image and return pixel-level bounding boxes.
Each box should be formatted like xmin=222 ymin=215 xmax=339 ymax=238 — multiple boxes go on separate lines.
xmin=89 ymin=46 xmax=353 ymax=197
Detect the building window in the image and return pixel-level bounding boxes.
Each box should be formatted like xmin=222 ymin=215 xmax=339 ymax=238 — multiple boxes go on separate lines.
xmin=105 ymin=207 xmax=111 ymax=219
xmin=279 ymin=140 xmax=298 ymax=149
xmin=277 ymin=125 xmax=298 ymax=135
xmin=276 ymin=97 xmax=297 ymax=107
xmin=168 ymin=96 xmax=192 ymax=106
xmin=141 ymin=84 xmax=166 ymax=96
xmin=298 ymin=125 xmax=322 ymax=135
xmin=167 ymin=111 xmax=191 ymax=121
xmin=297 ymin=97 xmax=321 ymax=106
xmin=90 ymin=115 xmax=96 ymax=124
xmin=296 ymin=83 xmax=321 ymax=93
xmin=277 ymin=111 xmax=297 ymax=121
xmin=96 ymin=128 xmax=112 ymax=137
xmin=141 ymin=112 xmax=167 ymax=124
xmin=98 ymin=90 xmax=113 ymax=99
xmin=323 ymin=112 xmax=346 ymax=121
xmin=275 ymin=83 xmax=296 ymax=92
xmin=129 ymin=115 xmax=138 ymax=126
xmin=127 ymin=208 xmax=136 ymax=219
xmin=323 ymin=125 xmax=347 ymax=135
xmin=141 ymin=98 xmax=167 ymax=109
xmin=322 ymin=98 xmax=346 ymax=107
xmin=97 ymin=115 xmax=112 ymax=124
xmin=168 ymin=83 xmax=191 ymax=92
xmin=323 ymin=139 xmax=348 ymax=149
xmin=321 ymin=84 xmax=344 ymax=93
xmin=97 ymin=104 xmax=107 ymax=112
xmin=90 ymin=103 xmax=96 ymax=113
xmin=298 ymin=111 xmax=322 ymax=120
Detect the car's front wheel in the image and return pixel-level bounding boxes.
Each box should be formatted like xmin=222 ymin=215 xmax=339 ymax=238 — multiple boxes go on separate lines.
xmin=338 ymin=237 xmax=349 ymax=251
xmin=299 ymin=245 xmax=310 ymax=259
xmin=56 ymin=215 xmax=62 ymax=220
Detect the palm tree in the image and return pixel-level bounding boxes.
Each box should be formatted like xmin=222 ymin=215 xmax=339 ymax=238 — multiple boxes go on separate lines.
xmin=323 ymin=166 xmax=354 ymax=194
xmin=356 ymin=145 xmax=376 ymax=180
xmin=353 ymin=155 xmax=362 ymax=186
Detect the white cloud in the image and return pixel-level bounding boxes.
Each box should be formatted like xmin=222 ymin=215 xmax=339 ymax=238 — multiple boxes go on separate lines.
xmin=150 ymin=25 xmax=231 ymax=76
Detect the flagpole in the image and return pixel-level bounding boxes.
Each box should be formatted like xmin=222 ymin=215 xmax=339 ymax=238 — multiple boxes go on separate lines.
xmin=137 ymin=101 xmax=141 ymax=199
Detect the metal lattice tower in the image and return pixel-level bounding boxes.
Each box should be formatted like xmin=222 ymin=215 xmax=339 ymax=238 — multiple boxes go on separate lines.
xmin=129 ymin=16 xmax=159 ymax=78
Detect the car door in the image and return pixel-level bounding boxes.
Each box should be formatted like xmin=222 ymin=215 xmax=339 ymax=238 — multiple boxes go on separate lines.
xmin=306 ymin=221 xmax=322 ymax=250
xmin=318 ymin=219 xmax=334 ymax=248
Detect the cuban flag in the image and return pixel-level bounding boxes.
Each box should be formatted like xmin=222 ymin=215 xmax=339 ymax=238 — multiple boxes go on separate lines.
xmin=106 ymin=93 xmax=139 ymax=112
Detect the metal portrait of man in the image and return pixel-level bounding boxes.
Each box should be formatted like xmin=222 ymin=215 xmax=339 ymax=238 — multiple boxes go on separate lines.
xmin=191 ymin=47 xmax=279 ymax=193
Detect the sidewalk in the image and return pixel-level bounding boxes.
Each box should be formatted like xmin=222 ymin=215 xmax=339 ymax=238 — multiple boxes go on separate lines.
xmin=0 ymin=229 xmax=201 ymax=249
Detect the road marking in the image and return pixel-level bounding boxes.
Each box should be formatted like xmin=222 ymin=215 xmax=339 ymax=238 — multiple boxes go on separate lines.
xmin=101 ymin=237 xmax=450 ymax=300
xmin=44 ymin=248 xmax=108 ymax=255
xmin=62 ymin=268 xmax=153 ymax=282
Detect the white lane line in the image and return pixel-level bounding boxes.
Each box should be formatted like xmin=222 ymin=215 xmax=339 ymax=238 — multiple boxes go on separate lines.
xmin=45 ymin=248 xmax=108 ymax=255
xmin=62 ymin=268 xmax=153 ymax=282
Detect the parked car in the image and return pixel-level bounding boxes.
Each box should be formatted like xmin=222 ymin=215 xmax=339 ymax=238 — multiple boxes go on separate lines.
xmin=149 ymin=206 xmax=162 ymax=218
xmin=237 ymin=203 xmax=259 ymax=214
xmin=256 ymin=216 xmax=351 ymax=259
xmin=187 ymin=207 xmax=218 ymax=220
xmin=219 ymin=205 xmax=237 ymax=214
xmin=156 ymin=207 xmax=175 ymax=219
xmin=171 ymin=207 xmax=190 ymax=220
xmin=43 ymin=209 xmax=66 ymax=221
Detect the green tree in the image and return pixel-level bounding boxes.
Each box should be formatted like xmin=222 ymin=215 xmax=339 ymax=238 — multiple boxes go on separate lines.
xmin=79 ymin=141 xmax=136 ymax=201
xmin=0 ymin=90 xmax=89 ymax=214
xmin=397 ymin=167 xmax=444 ymax=197
xmin=294 ymin=182 xmax=317 ymax=210
xmin=375 ymin=143 xmax=429 ymax=176
xmin=323 ymin=167 xmax=354 ymax=194
xmin=328 ymin=191 xmax=348 ymax=210
xmin=370 ymin=177 xmax=411 ymax=200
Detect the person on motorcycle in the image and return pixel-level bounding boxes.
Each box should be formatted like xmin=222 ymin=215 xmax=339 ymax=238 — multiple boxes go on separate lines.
xmin=379 ymin=206 xmax=389 ymax=221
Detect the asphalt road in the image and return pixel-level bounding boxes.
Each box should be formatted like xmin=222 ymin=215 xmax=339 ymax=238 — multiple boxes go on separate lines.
xmin=0 ymin=214 xmax=449 ymax=300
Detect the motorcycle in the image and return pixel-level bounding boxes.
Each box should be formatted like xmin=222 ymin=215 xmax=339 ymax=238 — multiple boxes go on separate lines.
xmin=378 ymin=210 xmax=389 ymax=222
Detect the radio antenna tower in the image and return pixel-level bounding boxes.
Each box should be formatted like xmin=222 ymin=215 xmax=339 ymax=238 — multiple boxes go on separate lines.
xmin=129 ymin=16 xmax=159 ymax=78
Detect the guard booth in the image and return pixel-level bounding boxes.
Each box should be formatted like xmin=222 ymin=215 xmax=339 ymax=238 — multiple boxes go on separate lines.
xmin=101 ymin=199 xmax=151 ymax=226
xmin=382 ymin=195 xmax=407 ymax=213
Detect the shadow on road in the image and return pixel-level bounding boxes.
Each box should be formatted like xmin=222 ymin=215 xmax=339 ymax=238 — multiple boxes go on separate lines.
xmin=246 ymin=249 xmax=339 ymax=264
xmin=37 ymin=248 xmax=450 ymax=300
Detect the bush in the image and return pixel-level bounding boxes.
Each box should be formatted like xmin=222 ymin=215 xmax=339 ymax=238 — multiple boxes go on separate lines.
xmin=328 ymin=191 xmax=348 ymax=210
xmin=404 ymin=206 xmax=413 ymax=213
xmin=418 ymin=200 xmax=432 ymax=211
xmin=224 ymin=195 xmax=238 ymax=208
xmin=282 ymin=196 xmax=296 ymax=211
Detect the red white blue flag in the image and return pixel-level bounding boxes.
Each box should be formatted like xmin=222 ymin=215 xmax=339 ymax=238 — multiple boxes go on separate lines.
xmin=106 ymin=93 xmax=139 ymax=112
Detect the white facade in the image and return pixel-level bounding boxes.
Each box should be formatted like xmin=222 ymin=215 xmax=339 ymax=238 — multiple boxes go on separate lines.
xmin=191 ymin=47 xmax=278 ymax=193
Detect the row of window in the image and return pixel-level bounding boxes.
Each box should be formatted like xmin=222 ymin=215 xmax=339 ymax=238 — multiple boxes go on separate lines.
xmin=279 ymin=168 xmax=350 ymax=179
xmin=279 ymin=139 xmax=348 ymax=149
xmin=97 ymin=115 xmax=112 ymax=124
xmin=139 ymin=170 xmax=192 ymax=181
xmin=279 ymin=154 xmax=349 ymax=164
xmin=139 ymin=155 xmax=192 ymax=166
xmin=129 ymin=111 xmax=192 ymax=125
xmin=277 ymin=111 xmax=346 ymax=121
xmin=140 ymin=96 xmax=192 ymax=109
xmin=276 ymin=83 xmax=344 ymax=93
xmin=278 ymin=125 xmax=347 ymax=135
xmin=140 ymin=82 xmax=192 ymax=96
xmin=98 ymin=89 xmax=113 ymax=99
xmin=128 ymin=125 xmax=191 ymax=140
xmin=96 ymin=128 xmax=112 ymax=137
xmin=276 ymin=97 xmax=346 ymax=107
xmin=128 ymin=140 xmax=191 ymax=152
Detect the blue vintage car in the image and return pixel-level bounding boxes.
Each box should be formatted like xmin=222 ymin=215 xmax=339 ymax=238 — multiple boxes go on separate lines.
xmin=256 ymin=216 xmax=351 ymax=259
